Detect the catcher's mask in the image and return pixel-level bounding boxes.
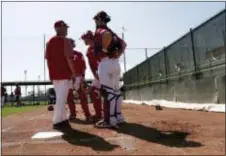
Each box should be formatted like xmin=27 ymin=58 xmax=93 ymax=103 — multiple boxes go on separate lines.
xmin=93 ymin=11 xmax=111 ymax=23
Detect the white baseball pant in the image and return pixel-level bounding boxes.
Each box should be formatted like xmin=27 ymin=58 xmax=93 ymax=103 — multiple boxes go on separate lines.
xmin=98 ymin=57 xmax=124 ymax=126
xmin=52 ymin=79 xmax=71 ymax=124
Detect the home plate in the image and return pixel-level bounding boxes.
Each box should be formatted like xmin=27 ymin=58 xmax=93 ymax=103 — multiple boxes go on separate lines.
xmin=31 ymin=131 xmax=64 ymax=139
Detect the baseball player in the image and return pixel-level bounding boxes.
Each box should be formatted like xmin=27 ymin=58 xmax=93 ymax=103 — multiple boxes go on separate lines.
xmin=92 ymin=11 xmax=127 ymax=128
xmin=45 ymin=20 xmax=76 ymax=130
xmin=81 ymin=31 xmax=102 ymax=121
xmin=14 ymin=84 xmax=22 ymax=107
xmin=67 ymin=39 xmax=93 ymax=122
xmin=1 ymin=86 xmax=6 ymax=107
xmin=47 ymin=88 xmax=56 ymax=111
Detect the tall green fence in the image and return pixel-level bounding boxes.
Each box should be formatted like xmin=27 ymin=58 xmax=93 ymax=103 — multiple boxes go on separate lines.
xmin=123 ymin=9 xmax=225 ymax=88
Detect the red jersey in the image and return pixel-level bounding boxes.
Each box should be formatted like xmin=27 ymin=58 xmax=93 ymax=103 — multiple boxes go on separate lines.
xmin=86 ymin=46 xmax=100 ymax=72
xmin=73 ymin=50 xmax=86 ymax=77
xmin=45 ymin=36 xmax=73 ymax=80
xmin=14 ymin=87 xmax=21 ymax=96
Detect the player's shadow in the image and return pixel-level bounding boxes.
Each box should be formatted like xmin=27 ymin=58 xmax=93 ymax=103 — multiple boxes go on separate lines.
xmin=60 ymin=127 xmax=119 ymax=151
xmin=70 ymin=118 xmax=93 ymax=125
xmin=114 ymin=122 xmax=203 ymax=148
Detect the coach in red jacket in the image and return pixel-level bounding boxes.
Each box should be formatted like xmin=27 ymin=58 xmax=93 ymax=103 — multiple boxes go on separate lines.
xmin=45 ymin=20 xmax=76 ymax=130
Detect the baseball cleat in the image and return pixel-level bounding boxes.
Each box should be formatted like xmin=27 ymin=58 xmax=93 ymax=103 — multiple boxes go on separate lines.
xmin=91 ymin=115 xmax=102 ymax=122
xmin=85 ymin=116 xmax=94 ymax=123
xmin=94 ymin=120 xmax=119 ymax=129
xmin=68 ymin=114 xmax=77 ymax=120
xmin=53 ymin=120 xmax=71 ymax=130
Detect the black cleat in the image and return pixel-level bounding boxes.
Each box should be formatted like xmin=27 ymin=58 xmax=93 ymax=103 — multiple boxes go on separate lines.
xmin=53 ymin=120 xmax=71 ymax=131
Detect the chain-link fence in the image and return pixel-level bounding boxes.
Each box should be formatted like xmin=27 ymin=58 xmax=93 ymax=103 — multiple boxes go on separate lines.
xmin=123 ymin=9 xmax=226 ymax=88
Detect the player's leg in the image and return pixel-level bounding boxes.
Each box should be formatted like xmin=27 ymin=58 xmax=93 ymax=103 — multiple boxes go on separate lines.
xmin=96 ymin=58 xmax=118 ymax=128
xmin=90 ymin=81 xmax=102 ymax=120
xmin=15 ymin=95 xmax=19 ymax=107
xmin=78 ymin=88 xmax=92 ymax=121
xmin=52 ymin=80 xmax=71 ymax=127
xmin=113 ymin=60 xmax=125 ymax=124
xmin=1 ymin=96 xmax=5 ymax=107
xmin=67 ymin=88 xmax=76 ymax=119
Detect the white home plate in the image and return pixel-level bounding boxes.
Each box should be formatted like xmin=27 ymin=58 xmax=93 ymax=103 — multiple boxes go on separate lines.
xmin=31 ymin=132 xmax=64 ymax=139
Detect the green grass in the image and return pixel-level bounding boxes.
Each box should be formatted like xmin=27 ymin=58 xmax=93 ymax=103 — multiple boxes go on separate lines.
xmin=1 ymin=103 xmax=46 ymax=117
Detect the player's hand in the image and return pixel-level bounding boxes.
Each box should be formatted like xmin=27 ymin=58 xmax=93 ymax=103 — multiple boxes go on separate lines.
xmin=73 ymin=76 xmax=81 ymax=91
xmin=80 ymin=82 xmax=86 ymax=92
xmin=71 ymin=72 xmax=77 ymax=82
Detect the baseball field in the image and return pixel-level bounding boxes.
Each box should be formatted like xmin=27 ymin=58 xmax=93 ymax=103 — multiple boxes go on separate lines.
xmin=1 ymin=103 xmax=225 ymax=155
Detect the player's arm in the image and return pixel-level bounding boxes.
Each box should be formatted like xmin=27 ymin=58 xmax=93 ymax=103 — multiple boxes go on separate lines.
xmin=81 ymin=54 xmax=87 ymax=73
xmin=64 ymin=38 xmax=77 ymax=77
xmin=90 ymin=64 xmax=99 ymax=80
xmin=116 ymin=39 xmax=127 ymax=59
xmin=102 ymin=31 xmax=112 ymax=53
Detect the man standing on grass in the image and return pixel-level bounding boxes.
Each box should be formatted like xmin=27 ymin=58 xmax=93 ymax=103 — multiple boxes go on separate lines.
xmin=14 ymin=84 xmax=22 ymax=107
xmin=1 ymin=85 xmax=6 ymax=107
xmin=47 ymin=88 xmax=56 ymax=111
xmin=45 ymin=20 xmax=77 ymax=130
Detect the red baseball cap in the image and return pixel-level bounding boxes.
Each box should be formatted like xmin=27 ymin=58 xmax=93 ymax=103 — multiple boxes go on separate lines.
xmin=81 ymin=30 xmax=94 ymax=40
xmin=54 ymin=20 xmax=69 ymax=28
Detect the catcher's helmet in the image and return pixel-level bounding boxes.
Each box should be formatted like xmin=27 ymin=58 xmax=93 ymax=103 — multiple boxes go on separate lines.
xmin=93 ymin=11 xmax=111 ymax=23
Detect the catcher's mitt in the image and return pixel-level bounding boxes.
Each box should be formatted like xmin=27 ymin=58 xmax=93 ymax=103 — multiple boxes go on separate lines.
xmin=155 ymin=105 xmax=162 ymax=110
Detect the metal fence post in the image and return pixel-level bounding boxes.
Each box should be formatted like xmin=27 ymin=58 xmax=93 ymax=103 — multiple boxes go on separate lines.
xmin=136 ymin=67 xmax=141 ymax=101
xmin=145 ymin=48 xmax=148 ymax=60
xmin=147 ymin=57 xmax=151 ymax=84
xmin=190 ymin=28 xmax=198 ymax=79
xmin=163 ymin=47 xmax=168 ymax=84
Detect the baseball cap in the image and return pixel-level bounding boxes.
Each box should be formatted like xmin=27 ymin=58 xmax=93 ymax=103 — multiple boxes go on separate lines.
xmin=54 ymin=20 xmax=69 ymax=28
xmin=81 ymin=30 xmax=94 ymax=40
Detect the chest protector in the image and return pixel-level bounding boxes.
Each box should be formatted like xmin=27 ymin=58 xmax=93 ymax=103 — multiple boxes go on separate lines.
xmin=94 ymin=26 xmax=123 ymax=58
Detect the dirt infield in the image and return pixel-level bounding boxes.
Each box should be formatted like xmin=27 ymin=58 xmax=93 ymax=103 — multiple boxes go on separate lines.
xmin=2 ymin=103 xmax=225 ymax=155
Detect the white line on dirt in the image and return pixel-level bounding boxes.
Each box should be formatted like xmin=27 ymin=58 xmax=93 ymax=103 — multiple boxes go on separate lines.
xmin=2 ymin=127 xmax=13 ymax=132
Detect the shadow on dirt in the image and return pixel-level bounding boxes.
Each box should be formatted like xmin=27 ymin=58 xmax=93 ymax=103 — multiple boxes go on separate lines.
xmin=69 ymin=118 xmax=93 ymax=125
xmin=60 ymin=128 xmax=119 ymax=151
xmin=114 ymin=122 xmax=203 ymax=148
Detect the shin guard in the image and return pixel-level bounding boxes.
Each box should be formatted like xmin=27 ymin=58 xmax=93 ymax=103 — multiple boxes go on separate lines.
xmin=115 ymin=90 xmax=124 ymax=123
xmin=101 ymin=85 xmax=117 ymax=126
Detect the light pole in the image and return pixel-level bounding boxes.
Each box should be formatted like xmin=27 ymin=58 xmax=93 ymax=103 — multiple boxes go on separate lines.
xmin=44 ymin=34 xmax=47 ymax=102
xmin=145 ymin=48 xmax=148 ymax=59
xmin=38 ymin=75 xmax=40 ymax=96
xmin=24 ymin=70 xmax=27 ymax=96
xmin=122 ymin=26 xmax=127 ymax=73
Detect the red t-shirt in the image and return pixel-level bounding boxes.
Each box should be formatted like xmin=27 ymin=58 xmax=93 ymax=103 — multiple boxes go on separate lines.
xmin=86 ymin=46 xmax=100 ymax=73
xmin=45 ymin=36 xmax=73 ymax=80
xmin=73 ymin=50 xmax=86 ymax=77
